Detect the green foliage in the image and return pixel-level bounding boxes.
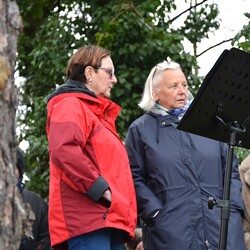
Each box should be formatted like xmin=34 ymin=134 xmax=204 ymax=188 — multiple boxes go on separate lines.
xmin=236 ymin=147 xmax=250 ymax=165
xmin=231 ymin=12 xmax=250 ymax=162
xmin=181 ymin=3 xmax=220 ymax=44
xmin=15 ymin=0 xmax=250 ymax=198
xmin=232 ymin=13 xmax=250 ymax=53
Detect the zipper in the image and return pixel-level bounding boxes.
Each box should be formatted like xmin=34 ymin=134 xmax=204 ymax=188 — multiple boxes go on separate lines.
xmin=103 ymin=208 xmax=109 ymax=219
xmin=205 ymin=239 xmax=211 ymax=250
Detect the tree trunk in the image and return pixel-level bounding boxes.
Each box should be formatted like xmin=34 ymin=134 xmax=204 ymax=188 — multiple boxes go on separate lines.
xmin=0 ymin=1 xmax=32 ymax=249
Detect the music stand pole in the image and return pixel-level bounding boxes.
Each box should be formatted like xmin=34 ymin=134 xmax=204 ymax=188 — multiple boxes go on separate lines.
xmin=218 ymin=128 xmax=236 ymax=250
xmin=208 ymin=119 xmax=245 ymax=250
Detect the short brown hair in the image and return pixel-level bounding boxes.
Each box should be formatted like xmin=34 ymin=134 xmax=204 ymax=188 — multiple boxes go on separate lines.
xmin=66 ymin=45 xmax=111 ymax=83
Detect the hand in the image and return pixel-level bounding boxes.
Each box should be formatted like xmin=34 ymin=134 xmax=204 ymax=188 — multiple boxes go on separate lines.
xmin=102 ymin=189 xmax=112 ymax=202
xmin=135 ymin=241 xmax=144 ymax=250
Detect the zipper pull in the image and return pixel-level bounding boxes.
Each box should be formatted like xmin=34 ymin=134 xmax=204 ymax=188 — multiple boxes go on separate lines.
xmin=205 ymin=239 xmax=210 ymax=250
xmin=103 ymin=208 xmax=109 ymax=219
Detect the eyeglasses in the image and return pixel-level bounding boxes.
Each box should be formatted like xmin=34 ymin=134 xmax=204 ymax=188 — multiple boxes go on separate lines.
xmin=152 ymin=61 xmax=172 ymax=78
xmin=96 ymin=67 xmax=115 ymax=79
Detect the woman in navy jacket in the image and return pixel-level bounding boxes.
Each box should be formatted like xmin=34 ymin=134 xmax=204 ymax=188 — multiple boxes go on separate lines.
xmin=125 ymin=61 xmax=245 ymax=250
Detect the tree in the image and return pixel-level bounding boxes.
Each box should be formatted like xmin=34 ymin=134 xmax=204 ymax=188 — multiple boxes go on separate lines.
xmin=16 ymin=0 xmax=249 ymax=198
xmin=231 ymin=12 xmax=250 ymax=162
xmin=0 ymin=0 xmax=33 ymax=249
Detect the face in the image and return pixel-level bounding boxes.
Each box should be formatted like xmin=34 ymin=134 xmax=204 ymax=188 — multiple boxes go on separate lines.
xmin=153 ymin=68 xmax=188 ymax=110
xmin=16 ymin=168 xmax=21 ymax=179
xmin=85 ymin=56 xmax=117 ymax=98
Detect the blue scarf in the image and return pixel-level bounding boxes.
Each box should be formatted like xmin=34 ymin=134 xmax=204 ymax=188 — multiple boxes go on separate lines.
xmin=17 ymin=179 xmax=26 ymax=192
xmin=154 ymin=101 xmax=191 ymax=120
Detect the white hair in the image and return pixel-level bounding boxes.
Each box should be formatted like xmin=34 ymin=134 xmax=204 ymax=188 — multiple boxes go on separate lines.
xmin=138 ymin=61 xmax=182 ymax=111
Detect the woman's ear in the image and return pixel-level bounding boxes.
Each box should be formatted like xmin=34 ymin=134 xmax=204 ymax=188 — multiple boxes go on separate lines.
xmin=152 ymin=88 xmax=159 ymax=101
xmin=85 ymin=66 xmax=93 ymax=84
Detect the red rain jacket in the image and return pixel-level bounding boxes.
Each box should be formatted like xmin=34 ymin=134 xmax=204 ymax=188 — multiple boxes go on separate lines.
xmin=46 ymin=80 xmax=137 ymax=249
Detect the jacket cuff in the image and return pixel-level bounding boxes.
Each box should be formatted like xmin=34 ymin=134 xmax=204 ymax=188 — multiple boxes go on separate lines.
xmin=87 ymin=176 xmax=109 ymax=202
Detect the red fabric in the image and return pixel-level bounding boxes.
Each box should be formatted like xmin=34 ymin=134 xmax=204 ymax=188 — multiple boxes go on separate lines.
xmin=46 ymin=93 xmax=137 ymax=249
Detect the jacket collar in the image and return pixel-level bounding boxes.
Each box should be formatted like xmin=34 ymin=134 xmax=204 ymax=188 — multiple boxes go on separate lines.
xmin=46 ymin=79 xmax=96 ymax=103
xmin=148 ymin=112 xmax=180 ymax=127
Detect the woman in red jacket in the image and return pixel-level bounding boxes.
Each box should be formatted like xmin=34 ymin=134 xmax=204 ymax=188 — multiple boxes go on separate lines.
xmin=46 ymin=45 xmax=137 ymax=250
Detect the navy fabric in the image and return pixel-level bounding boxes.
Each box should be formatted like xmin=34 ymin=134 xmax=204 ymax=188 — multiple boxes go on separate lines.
xmin=125 ymin=112 xmax=245 ymax=250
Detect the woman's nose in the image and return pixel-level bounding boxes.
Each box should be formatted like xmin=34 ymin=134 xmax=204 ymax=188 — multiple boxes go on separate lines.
xmin=111 ymin=75 xmax=117 ymax=84
xmin=178 ymin=85 xmax=186 ymax=93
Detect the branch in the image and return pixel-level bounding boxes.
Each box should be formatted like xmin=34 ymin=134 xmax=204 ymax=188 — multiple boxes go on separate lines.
xmin=130 ymin=1 xmax=153 ymax=30
xmin=197 ymin=38 xmax=233 ymax=57
xmin=169 ymin=0 xmax=209 ymax=23
xmin=97 ymin=0 xmax=153 ymax=45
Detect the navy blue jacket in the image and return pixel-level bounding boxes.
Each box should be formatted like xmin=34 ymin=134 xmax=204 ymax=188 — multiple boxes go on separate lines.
xmin=125 ymin=112 xmax=245 ymax=250
xmin=19 ymin=188 xmax=51 ymax=250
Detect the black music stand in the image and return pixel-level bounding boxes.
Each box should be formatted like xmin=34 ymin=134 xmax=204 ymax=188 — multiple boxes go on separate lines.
xmin=177 ymin=47 xmax=250 ymax=250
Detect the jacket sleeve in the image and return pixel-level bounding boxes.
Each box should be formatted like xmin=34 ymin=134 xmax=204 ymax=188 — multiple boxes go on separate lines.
xmin=47 ymin=97 xmax=109 ymax=199
xmin=125 ymin=122 xmax=162 ymax=223
xmin=34 ymin=200 xmax=52 ymax=250
xmin=20 ymin=190 xmax=52 ymax=250
xmin=239 ymin=155 xmax=250 ymax=231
